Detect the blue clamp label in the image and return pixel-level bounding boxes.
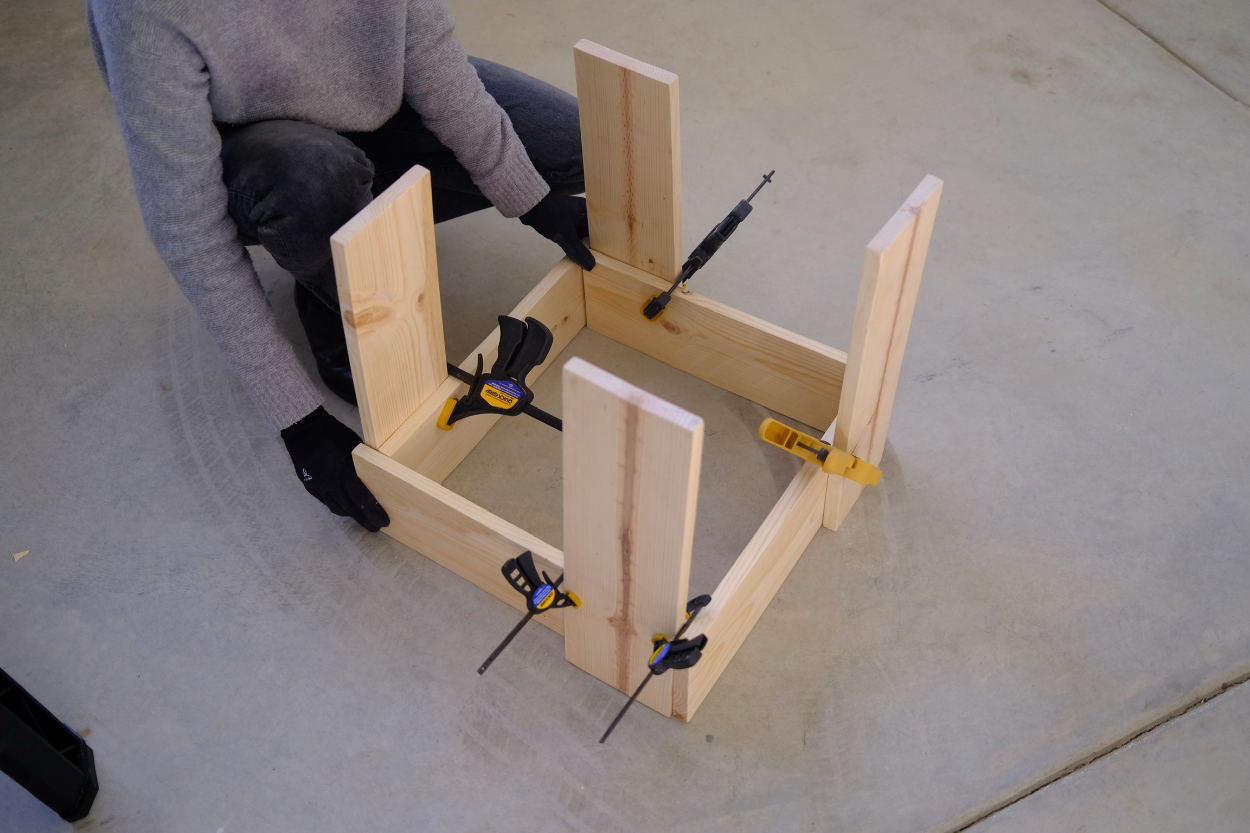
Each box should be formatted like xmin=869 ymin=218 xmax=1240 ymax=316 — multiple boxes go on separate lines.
xmin=481 ymin=379 xmax=525 ymax=410
xmin=532 ymin=585 xmax=555 ymax=610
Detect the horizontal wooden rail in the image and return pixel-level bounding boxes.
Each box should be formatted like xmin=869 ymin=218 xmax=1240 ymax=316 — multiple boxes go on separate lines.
xmin=584 ymin=254 xmax=847 ymax=429
xmin=674 ymin=464 xmax=828 ymax=719
xmin=353 ymin=444 xmax=566 ymax=633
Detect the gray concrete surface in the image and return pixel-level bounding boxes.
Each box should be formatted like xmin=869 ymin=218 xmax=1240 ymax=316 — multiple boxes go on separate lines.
xmin=967 ymin=683 xmax=1250 ymax=833
xmin=1099 ymin=0 xmax=1250 ymax=106
xmin=2 ymin=0 xmax=1248 ymax=831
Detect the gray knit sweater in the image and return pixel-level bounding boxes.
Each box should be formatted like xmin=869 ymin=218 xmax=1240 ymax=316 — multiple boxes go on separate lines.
xmin=87 ymin=0 xmax=551 ymax=428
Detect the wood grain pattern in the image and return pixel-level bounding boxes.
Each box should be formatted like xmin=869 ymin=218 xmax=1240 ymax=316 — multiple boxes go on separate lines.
xmin=353 ymin=444 xmax=566 ymax=634
xmin=585 ymin=254 xmax=847 ymax=429
xmin=574 ymin=40 xmax=681 ymax=280
xmin=331 ymin=166 xmax=447 ymax=449
xmin=673 ymin=464 xmax=827 ymax=720
xmin=561 ymin=358 xmax=703 ymax=716
xmin=825 ymin=175 xmax=943 ymax=529
xmin=379 ymin=258 xmax=586 ymax=482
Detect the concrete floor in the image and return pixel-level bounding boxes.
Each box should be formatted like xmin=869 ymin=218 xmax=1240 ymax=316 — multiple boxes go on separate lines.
xmin=2 ymin=0 xmax=1248 ymax=830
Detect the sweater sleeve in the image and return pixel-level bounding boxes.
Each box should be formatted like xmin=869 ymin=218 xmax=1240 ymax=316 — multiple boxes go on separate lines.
xmin=89 ymin=10 xmax=323 ymax=430
xmin=402 ymin=0 xmax=551 ymax=217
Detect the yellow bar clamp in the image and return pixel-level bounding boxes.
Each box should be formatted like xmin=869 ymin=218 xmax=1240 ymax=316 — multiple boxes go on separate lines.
xmin=757 ymin=418 xmax=882 ymax=486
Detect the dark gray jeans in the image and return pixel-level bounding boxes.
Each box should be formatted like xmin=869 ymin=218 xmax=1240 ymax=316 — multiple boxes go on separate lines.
xmin=219 ymin=57 xmax=584 ymax=309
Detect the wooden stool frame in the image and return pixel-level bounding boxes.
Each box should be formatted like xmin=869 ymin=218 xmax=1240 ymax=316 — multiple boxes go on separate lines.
xmin=331 ymin=41 xmax=942 ymax=721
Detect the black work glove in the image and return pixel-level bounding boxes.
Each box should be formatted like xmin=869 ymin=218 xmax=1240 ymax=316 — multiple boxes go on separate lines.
xmin=280 ymin=407 xmax=390 ymax=532
xmin=519 ymin=193 xmax=596 ymax=271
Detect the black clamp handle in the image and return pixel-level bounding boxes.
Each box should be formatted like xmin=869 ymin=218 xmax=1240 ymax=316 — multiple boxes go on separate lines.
xmin=477 ymin=551 xmax=579 ymax=675
xmin=439 ymin=316 xmax=554 ymax=429
xmin=647 ymin=593 xmax=712 ymax=673
xmin=599 ymin=593 xmax=713 ymax=743
xmin=647 ymin=635 xmax=708 ymax=674
xmin=502 ymin=550 xmax=580 ymax=613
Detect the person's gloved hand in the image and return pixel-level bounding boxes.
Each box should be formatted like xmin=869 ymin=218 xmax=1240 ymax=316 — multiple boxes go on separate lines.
xmin=519 ymin=193 xmax=596 ymax=271
xmin=280 ymin=406 xmax=390 ymax=532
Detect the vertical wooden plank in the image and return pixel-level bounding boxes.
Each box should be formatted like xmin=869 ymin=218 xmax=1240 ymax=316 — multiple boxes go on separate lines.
xmin=562 ymin=358 xmax=703 ymax=716
xmin=574 ymin=40 xmax=681 ymax=280
xmin=330 ymin=166 xmax=446 ymax=449
xmin=673 ymin=464 xmax=827 ymax=720
xmin=825 ymin=175 xmax=943 ymax=529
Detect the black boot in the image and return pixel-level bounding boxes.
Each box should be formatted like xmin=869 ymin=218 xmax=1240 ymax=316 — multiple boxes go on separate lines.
xmin=293 ymin=283 xmax=357 ymax=406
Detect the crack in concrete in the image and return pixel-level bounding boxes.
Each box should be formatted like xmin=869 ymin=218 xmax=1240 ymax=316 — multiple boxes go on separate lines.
xmin=944 ymin=667 xmax=1250 ymax=833
xmin=1096 ymin=0 xmax=1249 ymax=109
